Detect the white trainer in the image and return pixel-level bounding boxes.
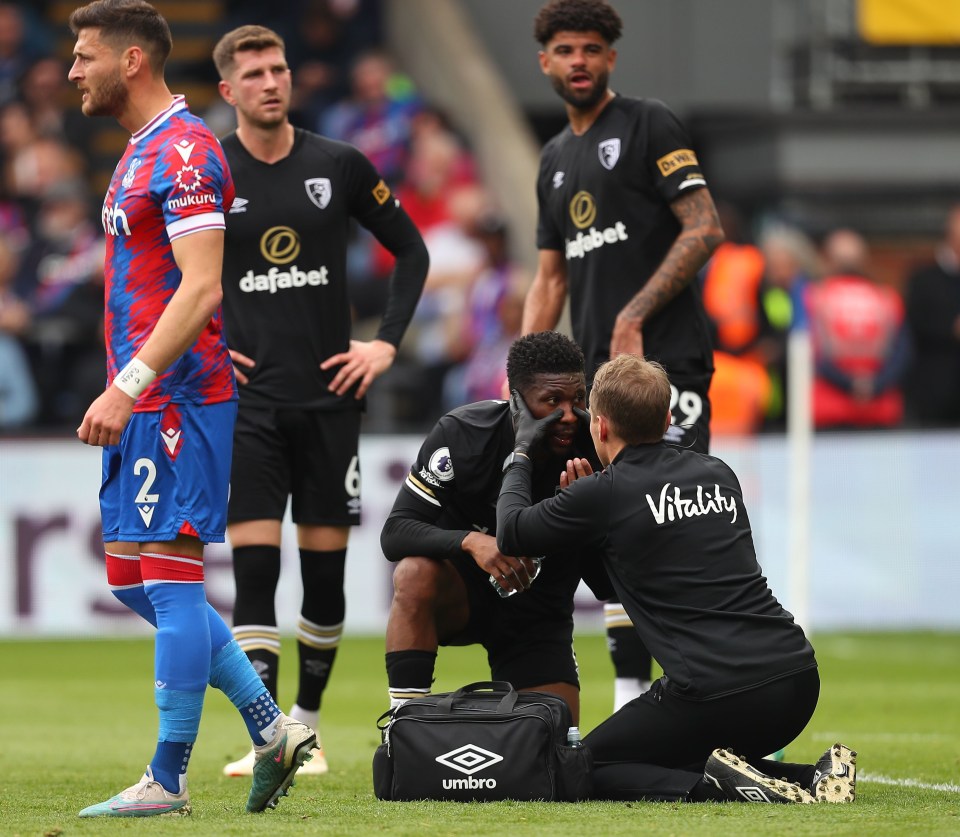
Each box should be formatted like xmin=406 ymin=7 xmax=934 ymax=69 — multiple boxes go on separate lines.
xmin=223 ymin=748 xmax=256 ymax=777
xmin=224 ymin=743 xmax=327 ymax=776
xmin=79 ymin=766 xmax=191 ymax=817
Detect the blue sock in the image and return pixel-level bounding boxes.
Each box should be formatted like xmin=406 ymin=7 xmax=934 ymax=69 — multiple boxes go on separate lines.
xmin=111 ymin=588 xmax=231 ymax=651
xmin=241 ymin=691 xmax=282 ymax=744
xmin=112 ymin=582 xmax=277 ymax=745
xmin=143 ymin=581 xmax=209 ymax=790
xmin=206 ymin=602 xmax=235 ymax=655
xmin=150 ymin=687 xmax=204 ymax=792
xmin=150 ymin=739 xmax=193 ymax=795
xmin=209 ymin=640 xmax=281 ymax=744
xmin=112 ymin=587 xmax=246 ymax=676
xmin=112 ymin=586 xmax=158 ymax=627
xmin=145 ymin=582 xmax=210 ymax=691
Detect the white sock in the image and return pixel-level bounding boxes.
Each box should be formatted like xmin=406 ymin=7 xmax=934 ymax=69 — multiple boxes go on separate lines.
xmin=390 ymin=696 xmax=410 ymax=711
xmin=289 ymin=703 xmax=320 ymax=736
xmin=613 ymin=677 xmax=651 ymax=711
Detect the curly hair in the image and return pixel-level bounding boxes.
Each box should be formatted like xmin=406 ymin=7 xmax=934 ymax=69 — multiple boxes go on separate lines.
xmin=506 ymin=331 xmax=585 ymax=394
xmin=69 ymin=0 xmax=172 ymax=75
xmin=533 ymin=0 xmax=623 ymax=46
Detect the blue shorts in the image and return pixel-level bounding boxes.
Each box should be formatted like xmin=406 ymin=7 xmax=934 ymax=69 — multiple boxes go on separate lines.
xmin=100 ymin=400 xmax=237 ymax=544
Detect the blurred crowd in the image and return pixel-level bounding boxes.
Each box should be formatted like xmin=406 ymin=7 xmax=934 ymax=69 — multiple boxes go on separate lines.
xmin=700 ymin=203 xmax=960 ymax=434
xmin=1 ymin=0 xmax=959 ymax=436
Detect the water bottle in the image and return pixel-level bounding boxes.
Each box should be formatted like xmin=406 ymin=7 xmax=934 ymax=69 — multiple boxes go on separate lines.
xmin=566 ymin=726 xmax=583 ymax=748
xmin=488 ymin=556 xmax=543 ymax=598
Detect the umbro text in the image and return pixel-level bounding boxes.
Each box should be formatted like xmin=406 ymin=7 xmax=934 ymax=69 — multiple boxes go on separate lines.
xmin=442 ymin=777 xmax=497 ymax=789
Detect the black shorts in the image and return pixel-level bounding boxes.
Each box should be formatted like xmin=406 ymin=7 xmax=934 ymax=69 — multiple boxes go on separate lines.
xmin=442 ymin=553 xmax=579 ymax=690
xmin=228 ymin=404 xmax=362 ymax=526
xmin=664 ymin=371 xmax=713 ymax=453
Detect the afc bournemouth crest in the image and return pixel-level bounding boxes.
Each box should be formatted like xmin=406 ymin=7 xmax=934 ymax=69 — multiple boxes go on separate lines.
xmin=305 ymin=177 xmax=332 ymax=209
xmin=598 ymin=138 xmax=621 ymax=170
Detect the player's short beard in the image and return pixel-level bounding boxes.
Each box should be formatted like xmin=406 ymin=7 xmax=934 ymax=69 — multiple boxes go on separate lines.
xmin=552 ymin=68 xmax=610 ymax=112
xmin=84 ymin=69 xmax=128 ymax=118
xmin=247 ymin=110 xmax=287 ymax=130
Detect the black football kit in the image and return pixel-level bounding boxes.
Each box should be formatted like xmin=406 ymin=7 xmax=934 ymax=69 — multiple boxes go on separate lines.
xmin=537 ymin=96 xmax=714 ymax=450
xmin=221 ymin=128 xmax=428 ymax=525
xmin=380 ymin=400 xmax=606 ymax=688
xmin=498 ymin=442 xmax=819 ymax=799
xmin=221 ymin=128 xmax=427 ymax=409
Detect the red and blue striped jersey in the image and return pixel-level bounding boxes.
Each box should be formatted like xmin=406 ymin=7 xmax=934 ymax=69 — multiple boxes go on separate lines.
xmin=101 ymin=95 xmax=237 ymax=410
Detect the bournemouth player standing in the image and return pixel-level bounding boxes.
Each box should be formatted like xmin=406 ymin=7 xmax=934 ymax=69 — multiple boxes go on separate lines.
xmin=70 ymin=0 xmax=316 ymax=818
xmin=212 ymin=25 xmax=428 ymax=776
xmin=527 ymin=0 xmax=725 ymax=710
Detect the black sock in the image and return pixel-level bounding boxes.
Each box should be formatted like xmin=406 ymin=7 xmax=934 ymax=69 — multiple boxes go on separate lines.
xmin=386 ymin=650 xmax=437 ymax=702
xmin=607 ymin=625 xmax=653 ymax=680
xmin=295 ymin=548 xmax=346 ymax=711
xmin=231 ymin=544 xmax=282 ymax=699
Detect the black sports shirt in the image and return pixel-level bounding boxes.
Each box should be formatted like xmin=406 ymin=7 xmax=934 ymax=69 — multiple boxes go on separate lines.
xmin=497 ymin=442 xmax=817 ymax=700
xmin=380 ymin=400 xmax=606 ymax=620
xmin=221 ymin=128 xmax=428 ymax=409
xmin=536 ymin=96 xmax=714 ymax=380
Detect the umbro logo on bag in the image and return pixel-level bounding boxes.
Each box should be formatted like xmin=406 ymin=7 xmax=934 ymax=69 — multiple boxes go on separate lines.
xmin=436 ymin=744 xmax=502 ymax=788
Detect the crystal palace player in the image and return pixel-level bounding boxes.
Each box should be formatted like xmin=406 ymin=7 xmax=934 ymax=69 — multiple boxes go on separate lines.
xmin=525 ymin=0 xmax=725 ymax=709
xmin=70 ymin=0 xmax=314 ymax=818
xmin=212 ymin=25 xmax=428 ymax=777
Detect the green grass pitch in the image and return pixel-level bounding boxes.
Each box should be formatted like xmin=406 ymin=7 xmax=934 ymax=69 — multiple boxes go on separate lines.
xmin=2 ymin=631 xmax=958 ymax=836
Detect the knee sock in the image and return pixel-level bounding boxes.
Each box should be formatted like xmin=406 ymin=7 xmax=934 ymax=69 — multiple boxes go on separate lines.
xmin=209 ymin=637 xmax=283 ymax=745
xmin=108 ymin=550 xmax=233 ymax=652
xmin=150 ymin=697 xmax=201 ymax=794
xmin=605 ymin=602 xmax=653 ymax=709
xmin=294 ymin=548 xmax=346 ymax=720
xmin=141 ymin=550 xmax=210 ymax=793
xmin=108 ymin=549 xmax=275 ymax=749
xmin=385 ymin=649 xmax=437 ymax=709
xmin=107 ymin=550 xmax=159 ymax=625
xmin=231 ymin=544 xmax=282 ymax=700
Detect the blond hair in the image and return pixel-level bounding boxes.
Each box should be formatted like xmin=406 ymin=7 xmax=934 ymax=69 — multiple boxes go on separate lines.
xmin=590 ymin=355 xmax=671 ymax=445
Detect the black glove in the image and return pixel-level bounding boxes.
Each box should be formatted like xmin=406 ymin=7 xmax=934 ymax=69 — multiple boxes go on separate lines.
xmin=510 ymin=390 xmax=562 ymax=456
xmin=573 ymin=406 xmax=591 ymax=431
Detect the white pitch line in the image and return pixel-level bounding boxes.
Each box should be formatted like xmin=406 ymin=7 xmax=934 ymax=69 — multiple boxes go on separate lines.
xmin=813 ymin=732 xmax=941 ymax=743
xmin=862 ymin=773 xmax=960 ymax=794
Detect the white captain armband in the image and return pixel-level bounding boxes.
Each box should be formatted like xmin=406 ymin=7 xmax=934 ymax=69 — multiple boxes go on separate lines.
xmin=113 ymin=356 xmax=157 ymax=399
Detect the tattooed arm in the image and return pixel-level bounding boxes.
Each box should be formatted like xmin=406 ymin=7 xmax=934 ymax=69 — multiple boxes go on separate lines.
xmin=609 ymin=188 xmax=725 ymax=358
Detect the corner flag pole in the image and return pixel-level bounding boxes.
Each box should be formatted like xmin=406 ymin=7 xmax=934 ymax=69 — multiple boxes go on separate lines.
xmin=786 ymin=326 xmax=813 ymax=631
